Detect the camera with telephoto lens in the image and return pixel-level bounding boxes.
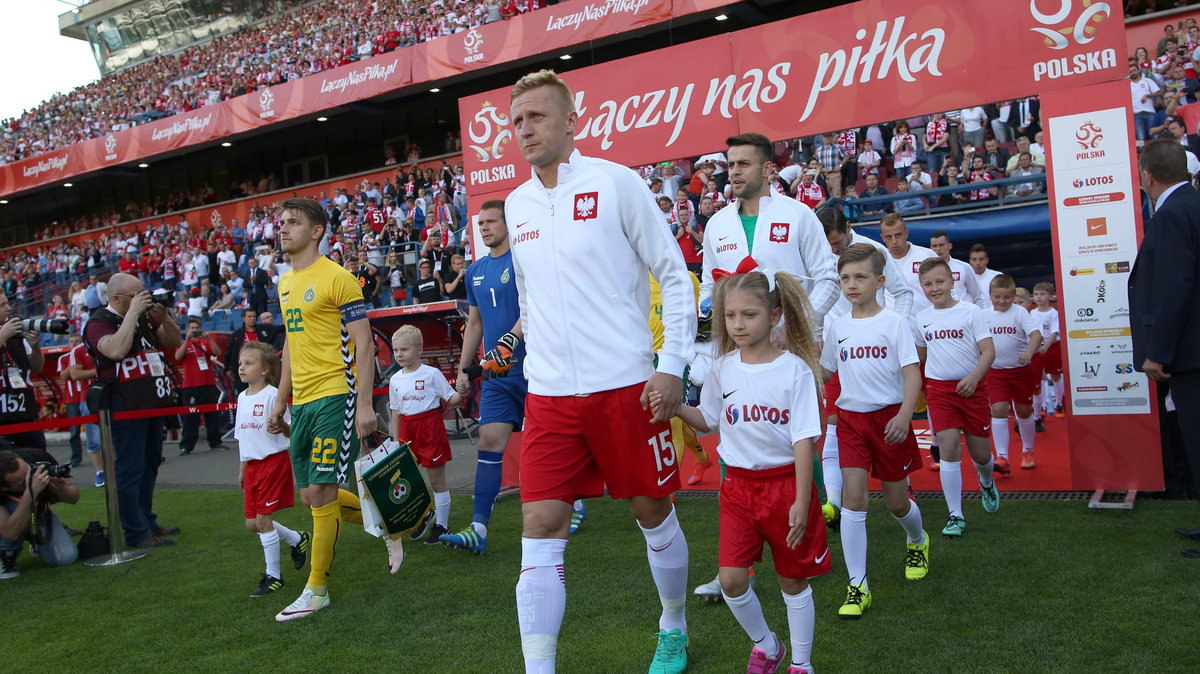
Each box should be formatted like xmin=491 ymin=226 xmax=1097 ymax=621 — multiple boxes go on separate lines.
xmin=150 ymin=288 xmax=173 ymax=306
xmin=30 ymin=461 xmax=70 ymax=478
xmin=20 ymin=318 xmax=70 ymax=335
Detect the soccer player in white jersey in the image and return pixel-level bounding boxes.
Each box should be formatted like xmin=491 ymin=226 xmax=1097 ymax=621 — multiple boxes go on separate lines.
xmin=879 ymin=213 xmax=943 ymax=468
xmin=657 ymin=270 xmax=829 ymax=674
xmin=504 ymin=70 xmax=697 ymax=674
xmin=821 ymin=244 xmax=929 ymax=619
xmin=928 ymin=231 xmax=987 ymax=309
xmin=913 ymin=259 xmax=1000 ymax=538
xmin=818 ymin=208 xmax=914 ymax=528
xmin=968 ymin=243 xmax=1002 ymax=309
xmin=988 ymin=276 xmax=1044 ymax=472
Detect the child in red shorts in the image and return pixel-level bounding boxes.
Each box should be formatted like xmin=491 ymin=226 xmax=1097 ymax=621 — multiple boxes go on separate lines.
xmin=388 ymin=326 xmax=463 ymax=543
xmin=658 ymin=269 xmax=828 ymax=674
xmin=987 ymin=276 xmax=1044 ymax=472
xmin=820 ymin=244 xmax=928 ymax=620
xmin=915 ymin=259 xmax=999 ymax=538
xmin=235 ymin=342 xmax=309 ymax=597
xmin=1032 ymin=282 xmax=1064 ymax=422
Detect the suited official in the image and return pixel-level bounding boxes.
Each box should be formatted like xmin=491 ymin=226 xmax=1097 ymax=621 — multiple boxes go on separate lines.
xmin=224 ymin=311 xmax=284 ymax=393
xmin=1128 ymin=140 xmax=1200 ymax=555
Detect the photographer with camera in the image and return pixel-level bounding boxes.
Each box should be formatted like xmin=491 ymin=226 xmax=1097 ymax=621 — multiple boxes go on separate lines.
xmin=0 ymin=447 xmax=81 ymax=578
xmin=0 ymin=290 xmax=47 ymax=451
xmin=176 ymin=316 xmax=227 ymax=456
xmin=83 ymin=273 xmax=182 ymax=549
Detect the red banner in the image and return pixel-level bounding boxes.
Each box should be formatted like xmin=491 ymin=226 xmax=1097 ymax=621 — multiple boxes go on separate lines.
xmin=412 ymin=0 xmax=674 ymax=81
xmin=461 ymin=0 xmax=1128 ymax=195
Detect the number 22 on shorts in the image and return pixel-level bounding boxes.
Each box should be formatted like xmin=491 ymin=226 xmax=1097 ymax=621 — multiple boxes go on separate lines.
xmin=647 ymin=429 xmax=675 ymax=474
xmin=311 ymin=437 xmax=337 ymax=465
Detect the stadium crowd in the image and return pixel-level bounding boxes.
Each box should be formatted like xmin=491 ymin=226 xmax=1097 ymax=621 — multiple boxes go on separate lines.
xmin=0 ymin=0 xmax=552 ymax=166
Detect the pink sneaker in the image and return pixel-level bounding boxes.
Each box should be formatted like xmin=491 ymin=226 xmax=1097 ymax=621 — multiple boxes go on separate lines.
xmin=786 ymin=667 xmax=811 ymax=674
xmin=747 ymin=637 xmax=786 ymax=673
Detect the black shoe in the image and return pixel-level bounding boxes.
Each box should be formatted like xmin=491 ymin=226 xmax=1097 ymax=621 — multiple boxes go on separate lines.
xmin=154 ymin=524 xmax=181 ymax=536
xmin=250 ymin=573 xmax=284 ymax=597
xmin=1176 ymin=528 xmax=1200 ymax=541
xmin=0 ymin=551 xmax=18 ymax=579
xmin=179 ymin=447 xmax=192 ymax=456
xmin=291 ymin=531 xmax=311 ymax=570
xmin=1182 ymin=548 xmax=1200 ymax=558
xmin=1035 ymin=418 xmax=1046 ymax=432
xmin=424 ymin=524 xmax=449 ymax=545
xmin=409 ymin=510 xmax=434 ymax=540
xmin=131 ymin=535 xmax=175 ymax=548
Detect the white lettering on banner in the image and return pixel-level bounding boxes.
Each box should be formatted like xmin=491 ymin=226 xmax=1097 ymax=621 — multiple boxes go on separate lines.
xmin=546 ymin=0 xmax=650 ymax=31
xmin=801 ymin=18 xmax=945 ymax=122
xmin=470 ymin=164 xmax=516 ymax=185
xmin=1033 ymin=48 xmax=1117 ymax=81
xmin=574 ymin=84 xmax=694 ymax=149
xmin=318 ymin=59 xmax=401 ymax=95
xmin=703 ymin=64 xmax=791 ymax=118
xmin=149 ymin=114 xmax=214 ymax=142
xmin=21 ymin=154 xmax=69 ymax=178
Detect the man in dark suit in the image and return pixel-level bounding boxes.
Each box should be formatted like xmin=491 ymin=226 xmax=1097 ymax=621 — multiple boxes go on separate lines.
xmin=981 ymin=138 xmax=1012 ymax=174
xmin=1164 ymin=117 xmax=1200 ymax=159
xmin=1015 ymin=97 xmax=1040 ymax=139
xmin=223 ymin=311 xmax=283 ymax=392
xmin=245 ymin=258 xmax=271 ymax=315
xmin=1129 ymin=140 xmax=1200 ymax=555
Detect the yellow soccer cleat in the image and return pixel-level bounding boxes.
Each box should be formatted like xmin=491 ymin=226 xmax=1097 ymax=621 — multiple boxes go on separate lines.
xmin=838 ymin=584 xmax=872 ymax=619
xmin=904 ymin=530 xmax=931 ymax=581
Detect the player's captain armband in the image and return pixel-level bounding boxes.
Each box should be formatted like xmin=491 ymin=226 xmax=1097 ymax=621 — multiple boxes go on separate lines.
xmin=340 ymin=300 xmax=368 ymax=323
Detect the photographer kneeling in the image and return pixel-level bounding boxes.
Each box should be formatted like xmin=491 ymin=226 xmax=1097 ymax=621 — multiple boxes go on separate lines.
xmin=0 ymin=447 xmax=80 ymax=578
xmin=83 ymin=273 xmax=182 ymax=549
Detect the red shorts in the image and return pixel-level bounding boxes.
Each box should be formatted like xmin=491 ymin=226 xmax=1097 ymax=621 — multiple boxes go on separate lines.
xmin=243 ymin=451 xmax=295 ymax=519
xmin=1043 ymin=341 xmax=1063 ymax=375
xmin=836 ymin=405 xmax=921 ymax=482
xmin=924 ymin=378 xmax=991 ymax=437
xmin=521 ymin=382 xmax=677 ymax=503
xmin=823 ymin=373 xmax=841 ymax=418
xmin=719 ymin=464 xmax=832 ymax=579
xmin=988 ymin=366 xmax=1035 ymax=406
xmin=399 ymin=408 xmax=453 ymax=468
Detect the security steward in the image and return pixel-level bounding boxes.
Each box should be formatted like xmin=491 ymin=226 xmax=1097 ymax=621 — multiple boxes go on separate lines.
xmin=0 ymin=290 xmax=46 ymax=450
xmin=83 ymin=273 xmax=183 ymax=549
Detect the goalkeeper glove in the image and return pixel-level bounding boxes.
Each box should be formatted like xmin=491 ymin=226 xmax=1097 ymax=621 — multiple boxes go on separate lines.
xmin=481 ymin=331 xmax=520 ymax=379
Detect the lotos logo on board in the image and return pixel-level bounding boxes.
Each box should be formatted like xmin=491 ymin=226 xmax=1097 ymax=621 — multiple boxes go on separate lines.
xmin=1030 ymin=0 xmax=1111 ymax=49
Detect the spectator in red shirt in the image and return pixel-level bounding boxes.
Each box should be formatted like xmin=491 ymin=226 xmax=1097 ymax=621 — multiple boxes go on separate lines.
xmin=673 ymin=202 xmax=704 ymax=275
xmin=793 ymin=169 xmax=827 ymax=210
xmin=175 ymin=317 xmax=228 ymax=456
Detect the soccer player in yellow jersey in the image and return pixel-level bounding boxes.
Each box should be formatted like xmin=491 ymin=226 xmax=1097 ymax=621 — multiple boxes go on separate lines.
xmin=648 ymin=273 xmax=711 ymax=483
xmin=268 ymin=198 xmax=378 ymax=622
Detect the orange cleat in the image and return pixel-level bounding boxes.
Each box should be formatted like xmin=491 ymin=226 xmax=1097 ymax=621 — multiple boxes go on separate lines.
xmin=929 ymin=459 xmax=940 ymax=472
xmin=1021 ymin=450 xmax=1036 ymax=469
xmin=687 ymin=459 xmax=713 ymax=486
xmin=993 ymin=456 xmax=1011 ymax=474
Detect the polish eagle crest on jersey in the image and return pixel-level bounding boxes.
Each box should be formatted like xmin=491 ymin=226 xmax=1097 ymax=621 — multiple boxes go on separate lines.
xmin=769 ymin=222 xmax=790 ymax=243
xmin=573 ymin=192 xmax=598 ymax=221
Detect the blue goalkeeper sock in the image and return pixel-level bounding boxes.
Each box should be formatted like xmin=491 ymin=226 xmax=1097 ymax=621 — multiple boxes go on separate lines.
xmin=472 ymin=451 xmax=504 ymax=529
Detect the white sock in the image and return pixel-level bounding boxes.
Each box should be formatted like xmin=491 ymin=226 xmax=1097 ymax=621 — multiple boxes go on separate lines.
xmin=1053 ymin=378 xmax=1064 ymax=409
xmin=517 ymin=538 xmax=567 ymax=674
xmin=259 ymin=530 xmax=281 ymax=578
xmin=893 ymin=499 xmax=925 ymax=544
xmin=471 ymin=522 xmax=488 ymax=537
xmin=1017 ymin=415 xmax=1037 ymax=451
xmin=723 ymin=588 xmax=776 ymax=657
xmin=434 ymin=490 xmax=451 ymax=528
xmin=840 ymin=508 xmax=869 ymax=589
xmin=273 ymin=522 xmax=301 ymax=547
xmin=638 ymin=506 xmax=689 ymax=633
xmin=821 ymin=429 xmax=842 ymax=509
xmin=1033 ymin=391 xmax=1044 ymax=417
xmin=939 ymin=460 xmax=963 ymax=518
xmin=572 ymin=499 xmax=584 ymax=511
xmin=973 ymin=457 xmax=995 ymax=488
xmin=783 ymin=587 xmax=815 ymax=670
xmin=990 ymin=417 xmax=1011 ymax=458
xmin=927 ymin=419 xmax=939 ymax=449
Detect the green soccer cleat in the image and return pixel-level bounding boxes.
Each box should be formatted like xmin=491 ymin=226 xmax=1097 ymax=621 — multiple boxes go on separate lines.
xmin=648 ymin=629 xmax=688 ymax=674
xmin=941 ymin=515 xmax=966 ymax=538
xmin=904 ymin=530 xmax=931 ymax=580
xmin=838 ymin=584 xmax=872 ymax=619
xmin=250 ymin=573 xmax=284 ymax=597
xmin=291 ymin=531 xmax=310 ymax=570
xmin=979 ymin=477 xmax=1000 ymax=513
xmin=822 ymin=502 xmax=841 ymax=532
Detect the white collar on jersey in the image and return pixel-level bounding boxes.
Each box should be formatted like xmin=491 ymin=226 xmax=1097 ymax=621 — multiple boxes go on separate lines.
xmin=530 ymin=148 xmax=584 ymax=187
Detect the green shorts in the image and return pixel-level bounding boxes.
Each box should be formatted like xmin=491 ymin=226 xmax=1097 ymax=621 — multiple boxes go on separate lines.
xmin=289 ymin=393 xmax=360 ymax=488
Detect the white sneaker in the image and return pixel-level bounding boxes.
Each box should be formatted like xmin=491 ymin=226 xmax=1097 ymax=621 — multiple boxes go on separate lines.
xmin=275 ymin=588 xmax=330 ymax=622
xmin=385 ymin=535 xmax=404 ymax=574
xmin=693 ymin=574 xmax=722 ymax=602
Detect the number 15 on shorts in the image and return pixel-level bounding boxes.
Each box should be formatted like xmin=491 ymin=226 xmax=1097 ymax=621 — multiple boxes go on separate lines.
xmin=648 ymin=429 xmax=675 ymax=474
